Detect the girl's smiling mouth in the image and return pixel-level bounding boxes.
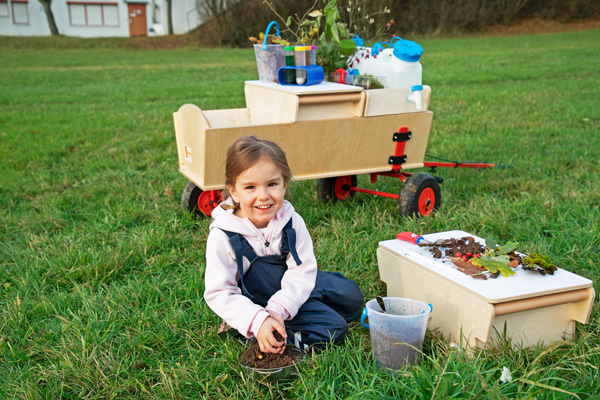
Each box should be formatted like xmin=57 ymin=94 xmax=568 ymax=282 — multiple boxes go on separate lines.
xmin=256 ymin=205 xmax=272 ymax=209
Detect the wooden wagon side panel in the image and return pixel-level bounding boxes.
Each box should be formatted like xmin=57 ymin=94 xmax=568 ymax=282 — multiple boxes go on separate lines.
xmin=199 ymin=111 xmax=433 ymax=190
xmin=173 ymin=104 xmax=209 ymax=189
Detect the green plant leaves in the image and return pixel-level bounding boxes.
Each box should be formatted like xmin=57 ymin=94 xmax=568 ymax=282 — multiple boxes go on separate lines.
xmin=474 ymin=239 xmax=520 ymax=277
xmin=472 ymin=255 xmax=515 ymax=277
xmin=338 ymin=39 xmax=357 ymax=56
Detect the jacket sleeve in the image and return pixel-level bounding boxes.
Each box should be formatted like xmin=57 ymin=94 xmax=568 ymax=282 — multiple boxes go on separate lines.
xmin=265 ymin=213 xmax=318 ymax=320
xmin=204 ymin=228 xmax=269 ymax=338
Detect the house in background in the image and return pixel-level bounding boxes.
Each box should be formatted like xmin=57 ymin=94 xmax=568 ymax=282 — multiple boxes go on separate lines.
xmin=0 ymin=0 xmax=207 ymax=37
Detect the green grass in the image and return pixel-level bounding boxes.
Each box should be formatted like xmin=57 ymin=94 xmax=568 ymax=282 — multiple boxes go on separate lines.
xmin=1 ymin=30 xmax=600 ymax=399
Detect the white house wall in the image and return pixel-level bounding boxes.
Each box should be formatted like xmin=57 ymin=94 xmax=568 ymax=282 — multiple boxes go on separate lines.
xmin=0 ymin=0 xmax=205 ymax=37
xmin=0 ymin=0 xmax=52 ymax=36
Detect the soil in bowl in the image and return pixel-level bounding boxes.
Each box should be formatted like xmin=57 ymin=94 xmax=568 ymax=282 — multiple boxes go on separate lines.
xmin=240 ymin=332 xmax=303 ymax=369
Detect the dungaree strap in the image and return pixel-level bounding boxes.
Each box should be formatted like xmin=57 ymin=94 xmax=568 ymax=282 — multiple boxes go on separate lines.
xmin=219 ymin=218 xmax=303 ymax=298
xmin=282 ymin=219 xmax=302 ymax=266
xmin=226 ymin=233 xmax=254 ymax=299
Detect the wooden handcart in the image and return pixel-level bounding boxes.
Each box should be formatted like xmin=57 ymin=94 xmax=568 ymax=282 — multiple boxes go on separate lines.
xmin=173 ymin=80 xmax=490 ymax=217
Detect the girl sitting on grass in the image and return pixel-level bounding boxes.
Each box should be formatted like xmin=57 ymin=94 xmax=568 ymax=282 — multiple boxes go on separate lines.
xmin=204 ymin=135 xmax=364 ymax=354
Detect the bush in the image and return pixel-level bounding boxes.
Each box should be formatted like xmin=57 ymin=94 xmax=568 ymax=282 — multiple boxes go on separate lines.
xmin=192 ymin=0 xmax=600 ymax=47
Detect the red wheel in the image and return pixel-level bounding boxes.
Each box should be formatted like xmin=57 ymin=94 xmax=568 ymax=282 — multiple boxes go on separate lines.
xmin=417 ymin=187 xmax=436 ymax=216
xmin=317 ymin=175 xmax=357 ymax=203
xmin=197 ymin=189 xmax=223 ymax=216
xmin=333 ymin=175 xmax=355 ymax=200
xmin=398 ymin=172 xmax=441 ymax=217
xmin=181 ymin=181 xmax=223 ymax=217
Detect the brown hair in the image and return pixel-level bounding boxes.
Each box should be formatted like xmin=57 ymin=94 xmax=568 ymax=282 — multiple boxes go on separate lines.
xmin=222 ymin=136 xmax=292 ymax=209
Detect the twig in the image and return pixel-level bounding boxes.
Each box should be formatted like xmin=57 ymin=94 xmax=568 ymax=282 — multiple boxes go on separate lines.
xmin=262 ymin=0 xmax=319 ymax=41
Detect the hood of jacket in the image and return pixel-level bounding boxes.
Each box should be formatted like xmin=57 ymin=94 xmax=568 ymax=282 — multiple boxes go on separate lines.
xmin=209 ymin=197 xmax=295 ymax=240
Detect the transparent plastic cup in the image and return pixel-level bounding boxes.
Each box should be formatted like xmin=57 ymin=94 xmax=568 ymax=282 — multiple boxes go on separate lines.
xmin=362 ymin=297 xmax=431 ymax=370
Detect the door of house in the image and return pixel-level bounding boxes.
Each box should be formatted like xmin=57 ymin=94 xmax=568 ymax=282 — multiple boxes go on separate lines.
xmin=128 ymin=3 xmax=147 ymax=37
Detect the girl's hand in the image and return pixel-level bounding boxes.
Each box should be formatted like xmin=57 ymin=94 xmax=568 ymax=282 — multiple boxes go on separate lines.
xmin=257 ymin=315 xmax=286 ymax=354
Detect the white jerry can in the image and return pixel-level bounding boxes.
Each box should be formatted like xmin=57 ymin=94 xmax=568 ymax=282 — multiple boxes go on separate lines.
xmin=349 ymin=38 xmax=425 ymax=110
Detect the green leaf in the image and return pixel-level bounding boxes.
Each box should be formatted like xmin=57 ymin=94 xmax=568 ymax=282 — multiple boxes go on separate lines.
xmin=497 ymin=242 xmax=519 ymax=254
xmin=338 ymin=39 xmax=357 ymax=56
xmin=285 ymin=16 xmax=292 ymax=27
xmin=472 ymin=257 xmax=505 ymax=273
xmin=337 ymin=22 xmax=349 ymax=39
xmin=333 ymin=56 xmax=347 ymax=69
xmin=324 ymin=0 xmax=340 ymax=30
xmin=485 ymin=237 xmax=497 ymax=251
xmin=498 ymin=265 xmax=516 ymax=277
xmin=330 ymin=22 xmax=340 ymax=43
xmin=472 ymin=255 xmax=516 ymax=277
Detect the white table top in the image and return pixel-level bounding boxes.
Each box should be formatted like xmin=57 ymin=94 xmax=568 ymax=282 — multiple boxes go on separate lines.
xmin=379 ymin=230 xmax=593 ymax=303
xmin=245 ymin=80 xmax=363 ymax=95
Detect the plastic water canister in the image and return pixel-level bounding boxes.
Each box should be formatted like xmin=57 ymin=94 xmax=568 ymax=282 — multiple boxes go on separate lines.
xmin=358 ymin=42 xmax=396 ymax=87
xmin=389 ymin=38 xmax=424 ymax=103
xmin=347 ymin=46 xmax=371 ymax=74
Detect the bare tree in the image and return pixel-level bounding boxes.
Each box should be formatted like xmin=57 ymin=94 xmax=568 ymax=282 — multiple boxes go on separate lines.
xmin=38 ymin=0 xmax=59 ymax=35
xmin=196 ymin=0 xmax=243 ymax=45
xmin=166 ymin=0 xmax=173 ymax=34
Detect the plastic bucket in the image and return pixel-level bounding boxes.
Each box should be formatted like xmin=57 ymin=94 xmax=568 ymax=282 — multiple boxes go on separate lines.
xmin=361 ymin=297 xmax=431 ymax=370
xmin=254 ymin=21 xmax=285 ymax=83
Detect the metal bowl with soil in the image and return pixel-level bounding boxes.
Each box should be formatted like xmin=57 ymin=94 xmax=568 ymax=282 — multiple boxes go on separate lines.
xmin=239 ymin=340 xmax=304 ymax=381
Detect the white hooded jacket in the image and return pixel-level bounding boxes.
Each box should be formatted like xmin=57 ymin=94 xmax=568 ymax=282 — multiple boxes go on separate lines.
xmin=204 ymin=199 xmax=318 ymax=338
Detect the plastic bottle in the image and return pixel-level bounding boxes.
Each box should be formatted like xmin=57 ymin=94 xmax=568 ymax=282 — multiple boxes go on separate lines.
xmin=284 ymin=46 xmax=296 ymax=84
xmin=294 ymin=45 xmax=310 ymax=85
xmin=310 ymin=45 xmax=317 ymax=66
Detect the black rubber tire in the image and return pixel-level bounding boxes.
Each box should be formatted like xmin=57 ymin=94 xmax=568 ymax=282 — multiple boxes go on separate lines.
xmin=316 ymin=175 xmax=357 ymax=203
xmin=398 ymin=172 xmax=441 ymax=217
xmin=181 ymin=181 xmax=207 ymax=217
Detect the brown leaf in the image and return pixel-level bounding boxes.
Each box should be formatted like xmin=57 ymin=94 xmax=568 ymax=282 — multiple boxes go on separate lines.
xmin=450 ymin=257 xmax=489 ymax=280
xmin=164 ymin=186 xmax=173 ymax=198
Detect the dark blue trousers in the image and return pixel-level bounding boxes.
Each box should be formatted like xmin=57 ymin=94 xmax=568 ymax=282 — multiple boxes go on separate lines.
xmin=222 ymin=221 xmax=364 ymax=348
xmin=285 ymin=270 xmax=364 ymax=347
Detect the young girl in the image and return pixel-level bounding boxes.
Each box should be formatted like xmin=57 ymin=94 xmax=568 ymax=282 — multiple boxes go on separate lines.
xmin=204 ymin=135 xmax=364 ymax=354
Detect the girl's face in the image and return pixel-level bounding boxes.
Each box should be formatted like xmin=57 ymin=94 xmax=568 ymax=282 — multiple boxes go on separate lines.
xmin=228 ymin=158 xmax=287 ymax=229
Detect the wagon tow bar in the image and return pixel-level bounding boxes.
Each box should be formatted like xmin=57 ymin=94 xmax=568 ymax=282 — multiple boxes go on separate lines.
xmin=339 ymin=155 xmax=511 ymax=200
xmin=423 ymin=153 xmax=513 ymax=172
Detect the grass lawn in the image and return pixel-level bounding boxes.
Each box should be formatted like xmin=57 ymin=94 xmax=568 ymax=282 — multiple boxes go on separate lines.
xmin=1 ymin=29 xmax=599 ymax=399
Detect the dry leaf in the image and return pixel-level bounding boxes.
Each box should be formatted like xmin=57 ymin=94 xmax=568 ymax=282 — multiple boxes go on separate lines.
xmin=450 ymin=257 xmax=490 ymax=280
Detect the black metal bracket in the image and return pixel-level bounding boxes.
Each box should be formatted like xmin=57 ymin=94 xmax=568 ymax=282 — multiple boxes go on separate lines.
xmin=393 ymin=130 xmax=412 ymax=142
xmin=388 ymin=155 xmax=407 ymax=165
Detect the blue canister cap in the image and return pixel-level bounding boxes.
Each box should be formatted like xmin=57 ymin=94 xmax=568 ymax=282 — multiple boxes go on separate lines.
xmin=392 ymin=38 xmax=424 ymax=62
xmin=351 ymin=35 xmax=364 ymax=47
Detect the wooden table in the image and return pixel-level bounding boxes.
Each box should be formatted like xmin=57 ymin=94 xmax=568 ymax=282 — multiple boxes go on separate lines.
xmin=377 ymin=230 xmax=595 ymax=349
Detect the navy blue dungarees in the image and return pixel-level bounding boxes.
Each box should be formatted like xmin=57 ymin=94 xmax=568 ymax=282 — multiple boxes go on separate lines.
xmin=221 ymin=219 xmax=364 ymax=348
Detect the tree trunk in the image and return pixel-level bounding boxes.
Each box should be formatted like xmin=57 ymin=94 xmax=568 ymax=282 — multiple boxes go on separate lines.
xmin=166 ymin=0 xmax=173 ymax=34
xmin=39 ymin=0 xmax=59 ymax=35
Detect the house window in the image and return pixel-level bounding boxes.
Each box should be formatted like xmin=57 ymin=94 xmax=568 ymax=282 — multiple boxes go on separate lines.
xmin=67 ymin=2 xmax=119 ymax=26
xmin=0 ymin=0 xmax=9 ymax=18
xmin=12 ymin=0 xmax=29 ymax=24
